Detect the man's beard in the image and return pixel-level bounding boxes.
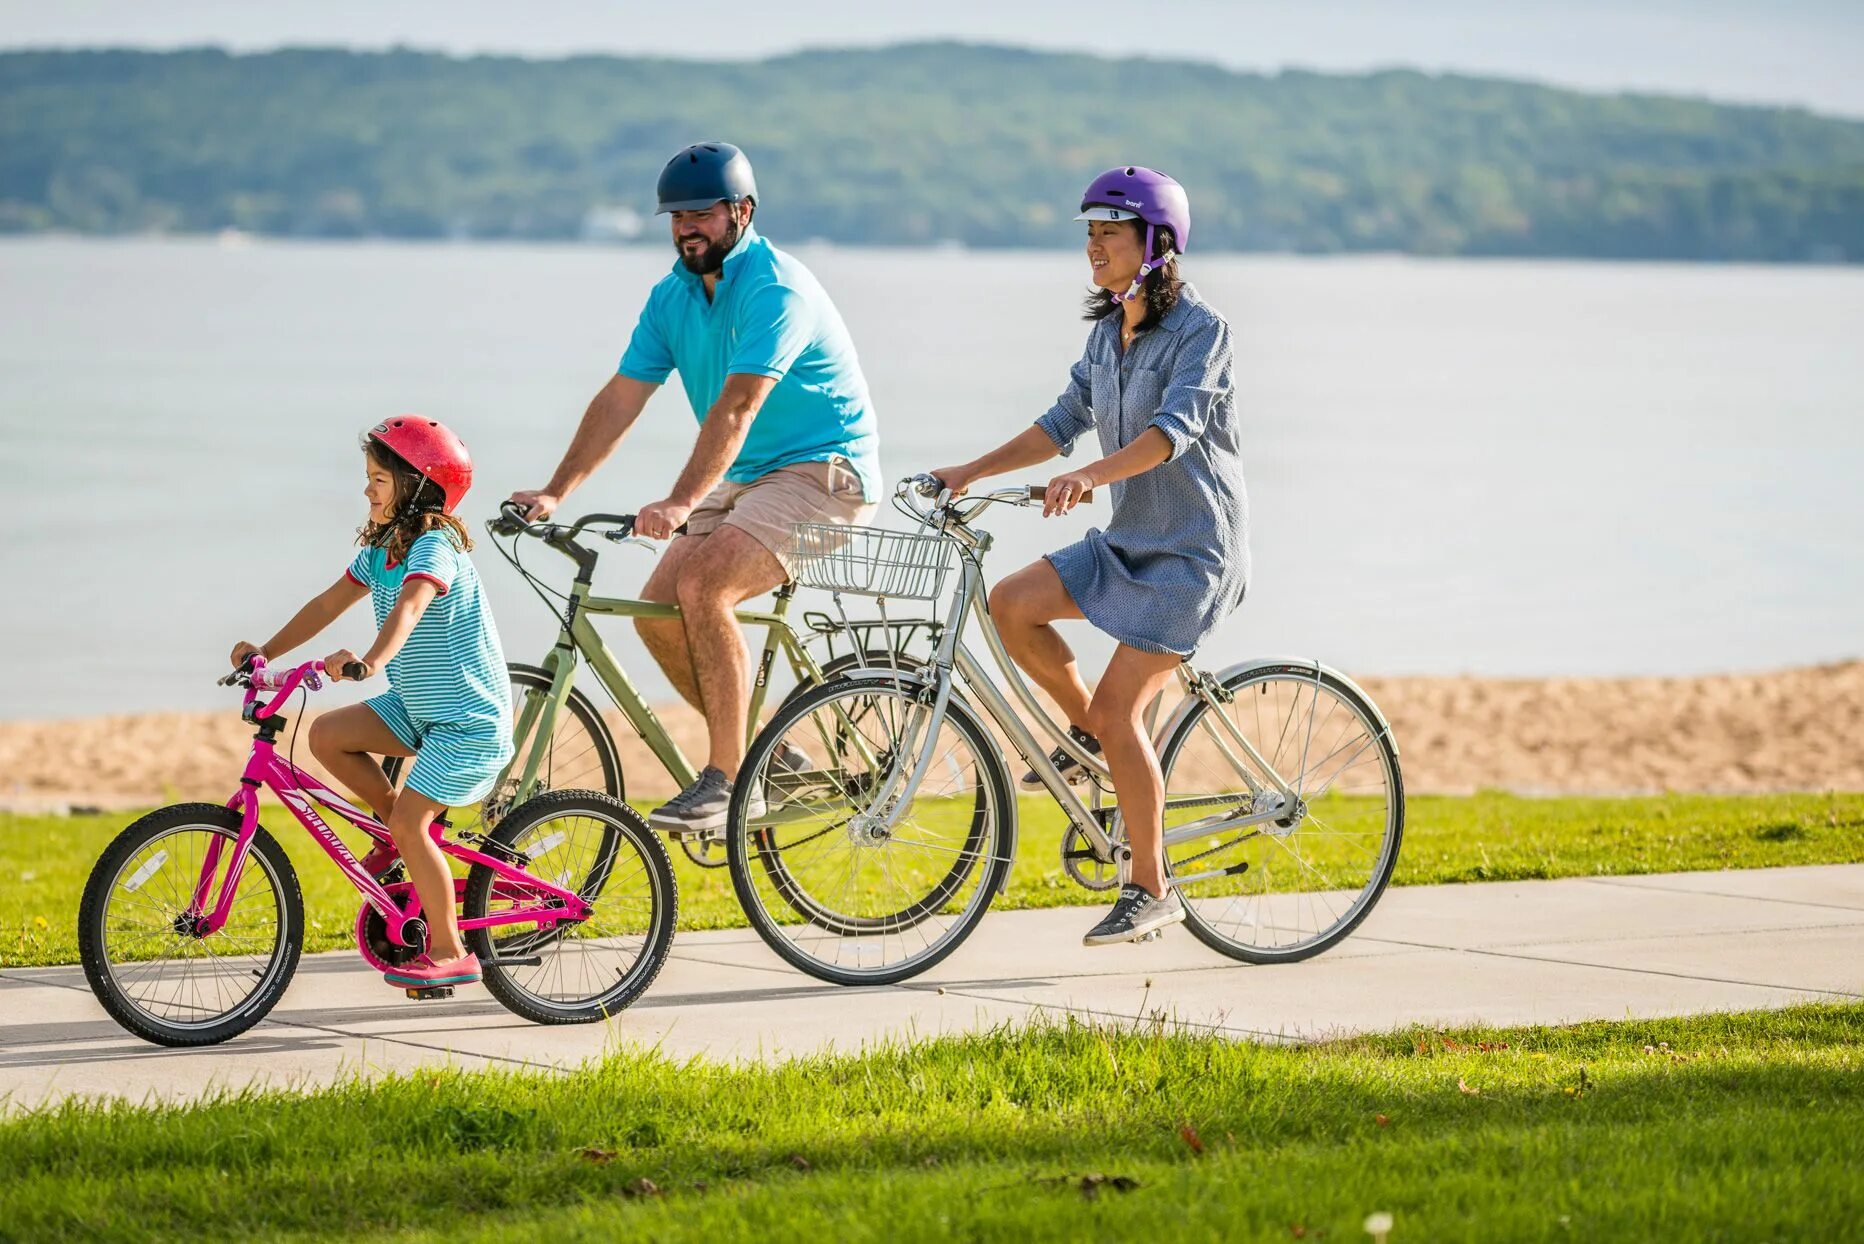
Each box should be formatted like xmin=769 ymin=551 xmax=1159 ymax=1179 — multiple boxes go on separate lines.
xmin=676 ymin=217 xmax=742 ymax=275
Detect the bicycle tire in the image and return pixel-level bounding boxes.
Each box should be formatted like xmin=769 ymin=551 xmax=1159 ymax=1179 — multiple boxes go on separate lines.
xmin=727 ymin=674 xmax=1014 ymax=986
xmin=465 ymin=789 xmax=677 ymax=1024
xmin=78 ymin=803 xmax=303 ymax=1047
xmin=1156 ymin=665 xmax=1404 ymax=964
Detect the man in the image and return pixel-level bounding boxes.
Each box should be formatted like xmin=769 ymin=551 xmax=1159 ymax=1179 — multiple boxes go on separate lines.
xmin=509 ymin=142 xmax=881 ymax=832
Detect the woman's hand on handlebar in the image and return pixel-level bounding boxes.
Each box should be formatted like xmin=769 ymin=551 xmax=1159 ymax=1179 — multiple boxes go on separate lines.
xmin=1042 ymin=470 xmax=1095 ymax=518
xmin=229 ymin=641 xmax=265 ymax=671
xmin=323 ymin=649 xmax=372 ymax=682
xmin=925 ymin=466 xmax=974 ymax=497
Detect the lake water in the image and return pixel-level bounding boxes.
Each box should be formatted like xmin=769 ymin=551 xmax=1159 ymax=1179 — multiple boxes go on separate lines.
xmin=1 ymin=238 xmax=1860 ymax=720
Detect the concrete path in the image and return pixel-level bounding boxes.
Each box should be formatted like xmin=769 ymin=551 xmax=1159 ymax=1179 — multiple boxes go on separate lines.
xmin=4 ymin=864 xmax=1859 ymax=1111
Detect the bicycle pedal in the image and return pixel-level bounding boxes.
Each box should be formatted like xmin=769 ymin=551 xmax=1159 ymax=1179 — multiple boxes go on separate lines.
xmin=405 ymin=986 xmax=455 ymax=1001
xmin=1135 ymin=929 xmax=1163 ymax=943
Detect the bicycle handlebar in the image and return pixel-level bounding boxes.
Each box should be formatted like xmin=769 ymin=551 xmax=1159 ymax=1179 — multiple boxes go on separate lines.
xmin=899 ymin=474 xmax=1094 ymax=527
xmin=491 ymin=501 xmax=686 ymax=544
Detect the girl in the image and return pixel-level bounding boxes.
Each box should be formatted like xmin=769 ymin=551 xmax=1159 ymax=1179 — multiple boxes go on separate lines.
xmin=929 ymin=166 xmax=1247 ymax=947
xmin=230 ymin=416 xmax=513 ymax=990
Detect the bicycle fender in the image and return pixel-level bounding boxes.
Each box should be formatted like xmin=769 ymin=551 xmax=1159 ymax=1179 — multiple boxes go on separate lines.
xmin=1153 ymin=656 xmax=1399 ymax=757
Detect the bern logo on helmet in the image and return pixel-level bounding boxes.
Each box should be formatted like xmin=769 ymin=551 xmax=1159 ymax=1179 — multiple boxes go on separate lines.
xmin=1126 ymin=200 xmax=1143 ymax=208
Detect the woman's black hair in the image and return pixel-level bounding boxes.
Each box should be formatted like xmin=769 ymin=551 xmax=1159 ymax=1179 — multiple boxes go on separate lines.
xmin=358 ymin=437 xmax=472 ymax=563
xmin=1081 ymin=223 xmax=1183 ymax=332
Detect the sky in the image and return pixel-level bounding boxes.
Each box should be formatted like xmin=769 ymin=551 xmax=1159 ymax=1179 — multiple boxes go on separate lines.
xmin=3 ymin=0 xmax=1863 ymax=117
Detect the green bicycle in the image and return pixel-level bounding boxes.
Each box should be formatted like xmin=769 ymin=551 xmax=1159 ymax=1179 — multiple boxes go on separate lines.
xmin=385 ymin=503 xmax=933 ymax=868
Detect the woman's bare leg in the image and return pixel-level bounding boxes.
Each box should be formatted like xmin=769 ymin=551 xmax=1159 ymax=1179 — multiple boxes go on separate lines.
xmin=988 ymin=560 xmax=1093 ymax=732
xmin=1088 ymin=644 xmax=1186 ymax=898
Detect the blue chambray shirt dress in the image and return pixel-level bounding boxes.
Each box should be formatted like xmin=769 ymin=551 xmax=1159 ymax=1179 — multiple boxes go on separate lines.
xmin=1034 ymin=284 xmax=1249 ymax=657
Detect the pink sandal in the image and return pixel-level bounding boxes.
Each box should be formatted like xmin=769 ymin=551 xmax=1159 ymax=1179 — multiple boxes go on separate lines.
xmin=384 ymin=953 xmax=482 ymax=989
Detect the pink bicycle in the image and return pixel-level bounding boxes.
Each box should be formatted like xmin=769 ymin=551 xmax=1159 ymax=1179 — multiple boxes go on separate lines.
xmin=77 ymin=657 xmax=677 ymax=1046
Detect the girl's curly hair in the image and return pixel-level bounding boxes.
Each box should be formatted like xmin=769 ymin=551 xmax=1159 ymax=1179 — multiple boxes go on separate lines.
xmin=358 ymin=437 xmax=473 ymax=563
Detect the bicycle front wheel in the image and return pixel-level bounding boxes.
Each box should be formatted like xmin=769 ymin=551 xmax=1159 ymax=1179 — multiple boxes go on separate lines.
xmin=1157 ymin=664 xmax=1404 ymax=963
xmin=727 ymin=675 xmax=1014 ymax=985
xmin=78 ymin=804 xmax=303 ymax=1046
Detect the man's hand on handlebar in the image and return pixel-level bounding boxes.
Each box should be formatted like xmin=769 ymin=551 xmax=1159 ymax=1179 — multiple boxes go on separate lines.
xmin=506 ymin=489 xmax=561 ymax=523
xmin=634 ymin=498 xmax=693 ymax=542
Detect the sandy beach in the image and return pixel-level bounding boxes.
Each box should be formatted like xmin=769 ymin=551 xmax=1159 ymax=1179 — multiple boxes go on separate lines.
xmin=2 ymin=661 xmax=1858 ymax=812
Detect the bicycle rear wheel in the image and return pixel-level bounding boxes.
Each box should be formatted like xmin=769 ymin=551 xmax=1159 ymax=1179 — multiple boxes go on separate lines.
xmin=1157 ymin=664 xmax=1403 ymax=963
xmin=464 ymin=789 xmax=676 ymax=1024
xmin=78 ymin=804 xmax=303 ymax=1046
xmin=727 ymin=674 xmax=1014 ymax=986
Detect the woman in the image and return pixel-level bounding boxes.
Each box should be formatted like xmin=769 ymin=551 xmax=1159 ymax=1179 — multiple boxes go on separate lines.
xmin=930 ymin=166 xmax=1248 ymax=947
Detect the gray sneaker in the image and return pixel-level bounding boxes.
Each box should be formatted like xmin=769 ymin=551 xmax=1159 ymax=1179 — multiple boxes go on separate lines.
xmin=649 ymin=766 xmax=765 ymax=832
xmin=1022 ymin=726 xmax=1101 ymax=790
xmin=1082 ymin=884 xmax=1186 ymax=947
xmin=770 ymin=741 xmax=816 ymax=775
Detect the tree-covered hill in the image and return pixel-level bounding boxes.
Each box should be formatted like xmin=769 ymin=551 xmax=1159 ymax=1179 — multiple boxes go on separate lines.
xmin=3 ymin=42 xmax=1861 ymax=260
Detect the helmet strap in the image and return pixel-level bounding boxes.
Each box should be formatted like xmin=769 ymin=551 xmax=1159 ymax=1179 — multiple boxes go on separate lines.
xmin=1109 ymin=227 xmax=1176 ymax=305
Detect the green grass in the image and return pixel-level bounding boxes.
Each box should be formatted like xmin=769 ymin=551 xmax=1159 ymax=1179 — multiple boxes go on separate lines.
xmin=3 ymin=792 xmax=1861 ymax=967
xmin=2 ymin=1005 xmax=1860 ymax=1242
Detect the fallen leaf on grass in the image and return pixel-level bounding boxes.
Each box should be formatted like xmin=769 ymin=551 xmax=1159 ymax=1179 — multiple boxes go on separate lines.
xmin=1374 ymin=1114 xmax=1390 ymax=1127
xmin=1458 ymin=1078 xmax=1480 ymax=1095
xmin=1178 ymin=1122 xmax=1206 ymax=1155
xmin=621 ymin=1177 xmax=662 ymax=1198
xmin=1075 ymin=1173 xmax=1141 ymax=1200
xmin=787 ymin=1153 xmax=812 ymax=1171
xmin=578 ymin=1147 xmax=617 ymax=1164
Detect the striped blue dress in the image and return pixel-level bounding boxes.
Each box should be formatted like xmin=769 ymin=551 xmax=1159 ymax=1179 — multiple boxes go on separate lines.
xmin=1034 ymin=283 xmax=1249 ymax=657
xmin=346 ymin=531 xmax=513 ymax=805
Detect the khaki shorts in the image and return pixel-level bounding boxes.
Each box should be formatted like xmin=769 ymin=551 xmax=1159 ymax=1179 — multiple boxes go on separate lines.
xmin=685 ymin=457 xmax=875 ymax=573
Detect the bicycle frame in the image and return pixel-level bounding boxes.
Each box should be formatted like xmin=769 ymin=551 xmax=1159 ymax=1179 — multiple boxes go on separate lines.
xmin=866 ymin=487 xmax=1313 ymax=869
xmin=191 ymin=683 xmax=592 ymax=950
xmin=495 ymin=515 xmax=934 ymax=810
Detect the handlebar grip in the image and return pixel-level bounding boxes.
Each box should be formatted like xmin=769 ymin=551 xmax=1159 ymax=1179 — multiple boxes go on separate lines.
xmin=342 ymin=661 xmax=368 ymax=681
xmin=1025 ymin=483 xmax=1092 ymax=503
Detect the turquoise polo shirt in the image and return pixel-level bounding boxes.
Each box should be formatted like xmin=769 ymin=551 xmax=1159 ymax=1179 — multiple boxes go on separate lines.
xmin=618 ymin=226 xmax=882 ymax=501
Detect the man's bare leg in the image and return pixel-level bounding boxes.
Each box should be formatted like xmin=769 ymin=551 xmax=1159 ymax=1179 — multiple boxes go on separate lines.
xmin=673 ymin=525 xmax=788 ymax=777
xmin=635 ymin=533 xmax=707 ymax=708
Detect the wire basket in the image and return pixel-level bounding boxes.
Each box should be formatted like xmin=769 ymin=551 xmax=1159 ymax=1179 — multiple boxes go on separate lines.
xmin=786 ymin=523 xmax=955 ymax=600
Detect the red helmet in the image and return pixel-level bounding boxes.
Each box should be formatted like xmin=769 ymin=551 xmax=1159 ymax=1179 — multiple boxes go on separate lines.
xmin=367 ymin=416 xmax=473 ymax=513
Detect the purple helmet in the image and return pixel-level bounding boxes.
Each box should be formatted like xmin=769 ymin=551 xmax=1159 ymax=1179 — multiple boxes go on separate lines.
xmin=1075 ymin=166 xmax=1190 ymax=303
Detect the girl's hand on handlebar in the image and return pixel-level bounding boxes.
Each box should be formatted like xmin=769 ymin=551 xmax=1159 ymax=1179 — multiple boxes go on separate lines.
xmin=230 ymin=641 xmax=265 ymax=670
xmin=323 ymin=649 xmax=370 ymax=681
xmin=1043 ymin=470 xmax=1095 ymax=517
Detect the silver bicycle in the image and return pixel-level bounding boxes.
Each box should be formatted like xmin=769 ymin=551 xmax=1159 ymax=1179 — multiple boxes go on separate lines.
xmin=723 ymin=475 xmax=1405 ymax=985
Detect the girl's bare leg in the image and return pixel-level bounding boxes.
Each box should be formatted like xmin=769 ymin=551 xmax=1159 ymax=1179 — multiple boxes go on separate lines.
xmin=307 ymin=704 xmax=413 ymax=819
xmin=387 ymin=787 xmax=467 ymax=963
